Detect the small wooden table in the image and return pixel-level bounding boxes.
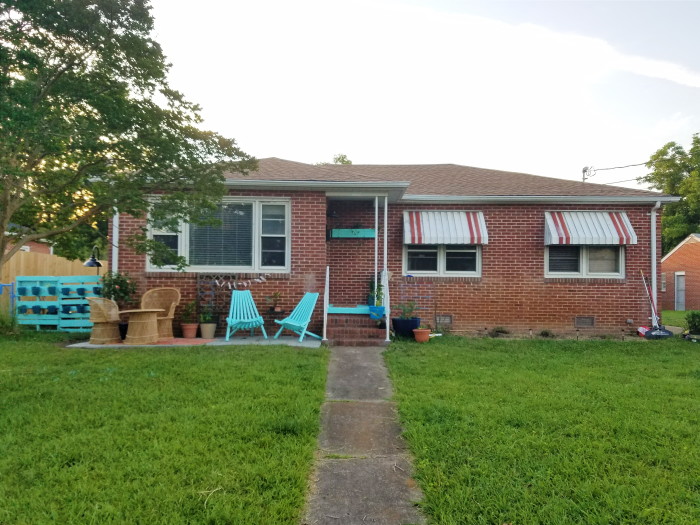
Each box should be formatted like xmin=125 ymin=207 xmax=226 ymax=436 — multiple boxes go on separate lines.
xmin=120 ymin=309 xmax=164 ymax=345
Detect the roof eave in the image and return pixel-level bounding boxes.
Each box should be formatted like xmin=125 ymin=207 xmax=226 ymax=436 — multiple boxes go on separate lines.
xmin=400 ymin=194 xmax=680 ymax=204
xmin=224 ymin=179 xmax=410 ymax=202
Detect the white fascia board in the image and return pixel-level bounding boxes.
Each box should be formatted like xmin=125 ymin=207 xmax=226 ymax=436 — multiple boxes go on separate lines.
xmin=224 ymin=179 xmax=410 ymax=201
xmin=400 ymin=194 xmax=681 ymax=205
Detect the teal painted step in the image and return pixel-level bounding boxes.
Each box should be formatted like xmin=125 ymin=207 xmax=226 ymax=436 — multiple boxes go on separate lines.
xmin=330 ymin=228 xmax=376 ymax=239
xmin=328 ymin=304 xmax=371 ymax=314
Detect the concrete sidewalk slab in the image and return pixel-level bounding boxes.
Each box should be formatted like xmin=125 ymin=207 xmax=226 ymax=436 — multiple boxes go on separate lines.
xmin=319 ymin=401 xmax=406 ymax=456
xmin=304 ymin=456 xmax=424 ymax=525
xmin=326 ymin=346 xmax=393 ymax=401
xmin=304 ymin=345 xmax=426 ymax=525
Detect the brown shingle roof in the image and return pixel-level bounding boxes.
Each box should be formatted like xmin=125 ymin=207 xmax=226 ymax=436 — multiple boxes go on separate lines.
xmin=224 ymin=157 xmax=667 ymax=199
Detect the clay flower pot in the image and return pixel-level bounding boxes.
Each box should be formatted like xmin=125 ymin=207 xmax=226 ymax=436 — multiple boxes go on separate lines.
xmin=413 ymin=328 xmax=431 ymax=343
xmin=181 ymin=323 xmax=199 ymax=338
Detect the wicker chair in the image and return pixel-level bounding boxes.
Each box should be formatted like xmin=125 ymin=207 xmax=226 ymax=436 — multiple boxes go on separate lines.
xmin=140 ymin=287 xmax=181 ymax=339
xmin=86 ymin=297 xmax=122 ymax=344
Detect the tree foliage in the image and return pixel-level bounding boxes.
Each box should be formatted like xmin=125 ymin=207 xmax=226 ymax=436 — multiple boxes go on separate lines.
xmin=640 ymin=134 xmax=700 ymax=253
xmin=0 ymin=0 xmax=255 ymax=271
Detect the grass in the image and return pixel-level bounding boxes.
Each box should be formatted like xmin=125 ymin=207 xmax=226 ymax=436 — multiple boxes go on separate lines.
xmin=386 ymin=336 xmax=700 ymax=524
xmin=0 ymin=332 xmax=328 ymax=524
xmin=662 ymin=309 xmax=690 ymax=328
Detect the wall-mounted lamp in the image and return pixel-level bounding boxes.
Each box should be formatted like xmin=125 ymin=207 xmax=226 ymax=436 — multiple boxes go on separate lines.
xmin=83 ymin=245 xmax=103 ymax=274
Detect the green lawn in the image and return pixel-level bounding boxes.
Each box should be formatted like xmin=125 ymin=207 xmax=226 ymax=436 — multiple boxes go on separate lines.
xmin=0 ymin=333 xmax=327 ymax=524
xmin=662 ymin=309 xmax=690 ymax=328
xmin=386 ymin=336 xmax=700 ymax=525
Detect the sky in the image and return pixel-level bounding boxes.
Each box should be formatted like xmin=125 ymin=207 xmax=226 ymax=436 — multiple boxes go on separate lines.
xmin=149 ymin=0 xmax=700 ymax=190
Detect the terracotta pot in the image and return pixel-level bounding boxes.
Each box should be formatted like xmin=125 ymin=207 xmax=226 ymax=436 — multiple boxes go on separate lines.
xmin=181 ymin=323 xmax=199 ymax=338
xmin=200 ymin=323 xmax=217 ymax=339
xmin=413 ymin=328 xmax=431 ymax=343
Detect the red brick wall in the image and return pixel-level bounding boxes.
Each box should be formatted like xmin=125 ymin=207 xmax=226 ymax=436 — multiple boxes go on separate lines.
xmin=327 ymin=201 xmax=662 ymax=336
xmin=109 ymin=191 xmax=327 ymax=336
xmin=660 ymin=240 xmax=700 ymax=311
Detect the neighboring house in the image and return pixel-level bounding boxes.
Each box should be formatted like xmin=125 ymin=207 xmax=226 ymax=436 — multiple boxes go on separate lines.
xmin=660 ymin=233 xmax=700 ymax=311
xmin=110 ymin=158 xmax=676 ymax=341
xmin=3 ymin=240 xmax=52 ymax=255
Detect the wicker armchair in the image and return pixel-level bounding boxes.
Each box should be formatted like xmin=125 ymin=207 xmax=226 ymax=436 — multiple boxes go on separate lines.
xmin=140 ymin=287 xmax=181 ymax=339
xmin=86 ymin=297 xmax=122 ymax=344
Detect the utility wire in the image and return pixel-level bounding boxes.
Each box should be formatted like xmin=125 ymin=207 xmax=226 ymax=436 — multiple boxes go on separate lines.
xmin=594 ymin=162 xmax=646 ymax=171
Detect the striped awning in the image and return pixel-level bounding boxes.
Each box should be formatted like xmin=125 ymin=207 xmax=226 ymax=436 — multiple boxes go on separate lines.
xmin=403 ymin=211 xmax=488 ymax=244
xmin=544 ymin=211 xmax=637 ymax=245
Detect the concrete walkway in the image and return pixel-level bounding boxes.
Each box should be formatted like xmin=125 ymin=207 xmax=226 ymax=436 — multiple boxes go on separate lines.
xmin=303 ymin=346 xmax=425 ymax=525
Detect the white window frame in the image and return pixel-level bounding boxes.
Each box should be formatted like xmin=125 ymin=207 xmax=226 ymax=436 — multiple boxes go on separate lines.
xmin=147 ymin=197 xmax=291 ymax=273
xmin=545 ymin=245 xmax=625 ymax=279
xmin=403 ymin=244 xmax=481 ymax=277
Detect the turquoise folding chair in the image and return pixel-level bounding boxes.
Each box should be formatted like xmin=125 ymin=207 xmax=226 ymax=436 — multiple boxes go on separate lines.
xmin=274 ymin=292 xmax=321 ymax=342
xmin=225 ymin=290 xmax=267 ymax=341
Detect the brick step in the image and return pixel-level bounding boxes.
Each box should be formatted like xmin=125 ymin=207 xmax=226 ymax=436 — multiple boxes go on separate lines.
xmin=327 ymin=314 xmax=385 ymax=328
xmin=326 ymin=326 xmax=387 ymax=339
xmin=328 ymin=338 xmax=390 ymax=347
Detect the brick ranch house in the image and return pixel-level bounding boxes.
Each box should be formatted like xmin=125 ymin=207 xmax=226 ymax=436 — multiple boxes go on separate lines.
xmin=110 ymin=158 xmax=676 ymax=342
xmin=660 ymin=233 xmax=700 ymax=311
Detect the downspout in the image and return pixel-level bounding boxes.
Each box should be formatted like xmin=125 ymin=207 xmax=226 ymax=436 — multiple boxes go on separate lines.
xmin=650 ymin=201 xmax=661 ymax=313
xmin=111 ymin=210 xmax=119 ymax=273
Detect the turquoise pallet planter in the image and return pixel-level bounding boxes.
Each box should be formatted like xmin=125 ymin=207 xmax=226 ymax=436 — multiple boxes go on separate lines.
xmin=16 ymin=275 xmax=101 ymax=331
xmin=330 ymin=228 xmax=375 ymax=239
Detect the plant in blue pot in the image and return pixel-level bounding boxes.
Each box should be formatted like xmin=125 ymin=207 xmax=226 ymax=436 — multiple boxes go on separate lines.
xmin=368 ymin=280 xmax=385 ymax=320
xmin=391 ymin=301 xmax=420 ymax=338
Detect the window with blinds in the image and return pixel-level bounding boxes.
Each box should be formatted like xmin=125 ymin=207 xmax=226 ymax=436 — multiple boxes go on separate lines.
xmin=148 ymin=199 xmax=290 ymax=272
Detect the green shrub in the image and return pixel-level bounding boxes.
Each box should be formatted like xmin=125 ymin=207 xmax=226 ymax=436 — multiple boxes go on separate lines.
xmin=0 ymin=309 xmax=19 ymax=336
xmin=100 ymin=271 xmax=137 ymax=306
xmin=685 ymin=311 xmax=700 ymax=333
xmin=488 ymin=326 xmax=509 ymax=337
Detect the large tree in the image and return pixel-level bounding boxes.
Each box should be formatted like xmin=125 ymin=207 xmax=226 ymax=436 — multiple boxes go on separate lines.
xmin=640 ymin=133 xmax=700 ymax=253
xmin=0 ymin=0 xmax=255 ymax=273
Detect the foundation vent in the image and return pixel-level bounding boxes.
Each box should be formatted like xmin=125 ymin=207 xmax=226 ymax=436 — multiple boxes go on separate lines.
xmin=574 ymin=316 xmax=595 ymax=328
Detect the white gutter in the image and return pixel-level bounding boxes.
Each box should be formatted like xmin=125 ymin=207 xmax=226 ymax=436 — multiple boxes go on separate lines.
xmin=111 ymin=211 xmax=119 ymax=273
xmin=651 ymin=201 xmax=661 ymax=314
xmin=402 ymin=195 xmax=680 ymax=204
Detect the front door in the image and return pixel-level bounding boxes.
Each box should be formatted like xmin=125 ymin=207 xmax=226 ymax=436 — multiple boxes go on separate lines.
xmin=675 ymin=272 xmax=686 ymax=311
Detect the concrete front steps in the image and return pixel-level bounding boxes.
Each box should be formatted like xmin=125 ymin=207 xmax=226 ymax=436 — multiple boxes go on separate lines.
xmin=326 ymin=313 xmax=390 ymax=347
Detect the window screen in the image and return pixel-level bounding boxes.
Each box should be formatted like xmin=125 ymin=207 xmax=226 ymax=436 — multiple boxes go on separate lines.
xmin=189 ymin=203 xmax=253 ymax=266
xmin=548 ymin=246 xmax=580 ymax=273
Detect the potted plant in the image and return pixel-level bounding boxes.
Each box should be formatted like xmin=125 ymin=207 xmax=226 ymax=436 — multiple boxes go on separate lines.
xmin=368 ymin=280 xmax=385 ymax=320
xmin=180 ymin=300 xmax=199 ymax=338
xmin=199 ymin=303 xmax=217 ymax=339
xmin=266 ymin=291 xmax=283 ymax=313
xmin=101 ymin=271 xmax=137 ymax=339
xmin=413 ymin=324 xmax=431 ymax=343
xmin=391 ymin=301 xmax=420 ymax=337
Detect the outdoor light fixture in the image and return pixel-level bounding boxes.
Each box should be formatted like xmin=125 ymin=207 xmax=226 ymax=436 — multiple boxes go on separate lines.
xmin=83 ymin=245 xmax=102 ymax=274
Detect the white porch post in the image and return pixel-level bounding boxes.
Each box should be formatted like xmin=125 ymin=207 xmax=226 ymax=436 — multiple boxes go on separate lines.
xmin=384 ymin=195 xmax=390 ymax=342
xmin=374 ymin=196 xmax=379 ymax=305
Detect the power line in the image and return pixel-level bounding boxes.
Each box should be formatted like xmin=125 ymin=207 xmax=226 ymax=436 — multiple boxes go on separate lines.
xmin=602 ymin=178 xmax=642 ymax=185
xmin=582 ymin=161 xmax=647 ymax=182
xmin=594 ymin=162 xmax=646 ymax=171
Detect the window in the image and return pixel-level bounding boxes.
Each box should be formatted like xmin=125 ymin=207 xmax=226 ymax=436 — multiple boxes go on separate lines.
xmin=405 ymin=244 xmax=480 ymax=276
xmin=148 ymin=198 xmax=290 ymax=272
xmin=546 ymin=245 xmax=624 ymax=278
xmin=661 ymin=272 xmax=666 ymax=292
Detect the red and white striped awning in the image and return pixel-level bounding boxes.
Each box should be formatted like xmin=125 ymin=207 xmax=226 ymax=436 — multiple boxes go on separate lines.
xmin=544 ymin=211 xmax=637 ymax=245
xmin=403 ymin=211 xmax=488 ymax=245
